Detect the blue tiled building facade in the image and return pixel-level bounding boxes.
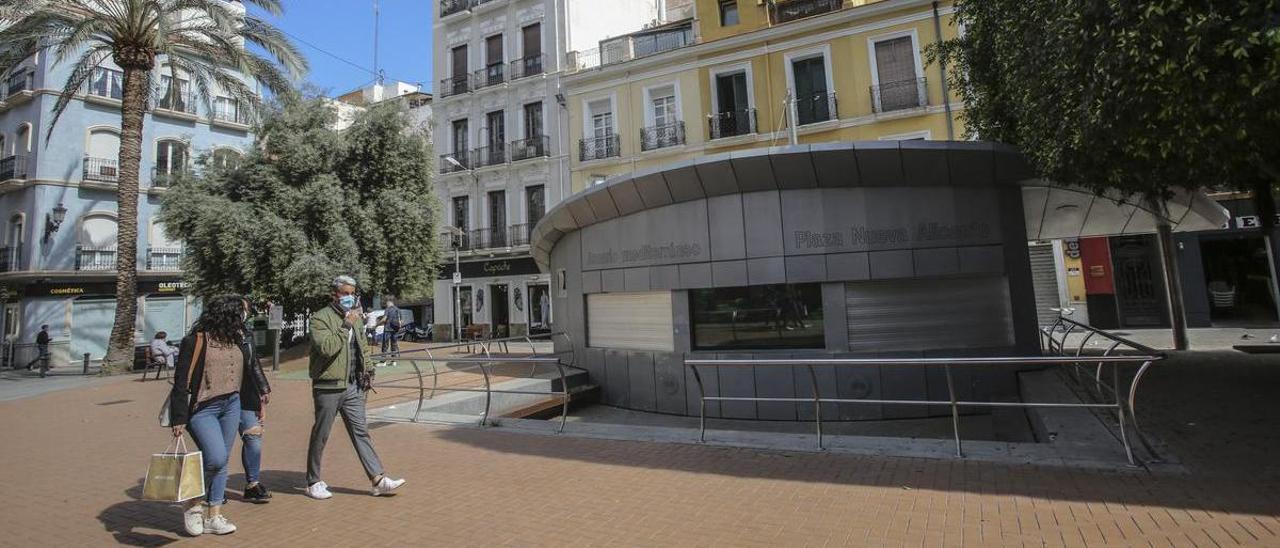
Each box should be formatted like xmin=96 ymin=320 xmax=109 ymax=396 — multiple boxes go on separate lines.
xmin=0 ymin=41 xmax=256 ymax=365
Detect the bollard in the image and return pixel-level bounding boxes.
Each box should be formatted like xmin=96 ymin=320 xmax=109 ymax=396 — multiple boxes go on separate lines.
xmin=83 ymin=353 xmax=90 ymax=375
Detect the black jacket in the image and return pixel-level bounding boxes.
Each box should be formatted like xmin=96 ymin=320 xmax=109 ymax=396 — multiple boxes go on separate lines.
xmin=167 ymin=331 xmax=271 ymax=426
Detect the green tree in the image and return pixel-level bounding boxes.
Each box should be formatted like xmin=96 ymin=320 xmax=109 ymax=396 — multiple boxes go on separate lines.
xmin=933 ymin=0 xmax=1280 ymax=349
xmin=159 ymin=96 xmax=441 ymax=318
xmin=0 ymin=0 xmax=305 ymax=372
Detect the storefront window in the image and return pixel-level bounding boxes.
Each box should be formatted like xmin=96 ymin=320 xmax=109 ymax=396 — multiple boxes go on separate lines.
xmin=691 ymin=283 xmax=824 ymax=350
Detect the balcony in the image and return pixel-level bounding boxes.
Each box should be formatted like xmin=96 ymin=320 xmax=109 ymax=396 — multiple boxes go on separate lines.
xmin=600 ymin=22 xmax=694 ymax=66
xmin=212 ymin=104 xmax=252 ymax=128
xmin=795 ymin=90 xmax=838 ymax=125
xmin=771 ymin=0 xmax=844 ymax=24
xmin=441 ymin=225 xmax=531 ymax=252
xmin=473 ymin=144 xmax=506 ymax=168
xmin=146 ymin=247 xmax=183 ymax=271
xmin=510 ymin=135 xmax=550 ymax=162
xmin=0 ymin=246 xmax=20 ymax=273
xmin=870 ymin=77 xmax=928 ymax=113
xmin=708 ymin=108 xmax=757 ymax=140
xmin=473 ymin=64 xmax=505 ymax=90
xmin=640 ymin=121 xmax=686 ymax=151
xmin=508 ymin=223 xmax=530 ymax=247
xmin=75 ymin=246 xmax=117 ymax=271
xmin=82 ymin=157 xmax=118 ymax=183
xmin=440 ymin=151 xmax=472 ymax=174
xmin=153 ymin=87 xmax=197 ymax=118
xmin=0 ymin=155 xmax=28 ymax=181
xmin=439 ymin=75 xmax=471 ymax=98
xmin=510 ymin=54 xmax=545 ymax=80
xmin=152 ymin=167 xmax=189 ymax=188
xmin=4 ymin=71 xmax=33 ymax=100
xmin=440 ymin=0 xmax=471 ymax=17
xmin=579 ymin=134 xmax=620 ymax=162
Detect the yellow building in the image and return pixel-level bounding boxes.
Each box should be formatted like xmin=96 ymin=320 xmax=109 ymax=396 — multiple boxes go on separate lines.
xmin=563 ymin=0 xmax=963 ymax=193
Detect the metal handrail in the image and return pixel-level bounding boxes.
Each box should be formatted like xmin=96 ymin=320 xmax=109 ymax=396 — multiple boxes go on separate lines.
xmin=369 ymin=332 xmax=576 ymax=431
xmin=685 ymin=353 xmax=1163 ymax=466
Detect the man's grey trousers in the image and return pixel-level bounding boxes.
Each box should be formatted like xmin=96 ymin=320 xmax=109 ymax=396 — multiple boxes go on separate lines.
xmin=307 ymin=382 xmax=384 ymax=486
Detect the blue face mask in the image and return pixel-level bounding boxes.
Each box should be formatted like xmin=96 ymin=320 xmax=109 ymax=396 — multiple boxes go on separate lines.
xmin=339 ymin=295 xmax=357 ymax=310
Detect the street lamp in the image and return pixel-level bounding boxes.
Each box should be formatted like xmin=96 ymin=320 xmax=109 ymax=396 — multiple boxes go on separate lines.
xmin=444 ymin=155 xmax=479 ymax=186
xmin=43 ymin=202 xmax=67 ymax=243
xmin=445 ymin=225 xmax=465 ymax=342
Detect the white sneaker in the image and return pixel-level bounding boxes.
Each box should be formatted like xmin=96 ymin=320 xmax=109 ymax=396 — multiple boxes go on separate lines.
xmin=306 ymin=481 xmax=333 ymax=500
xmin=371 ymin=476 xmax=405 ymax=496
xmin=182 ymin=503 xmax=204 ymax=536
xmin=203 ymin=513 xmax=237 ymax=535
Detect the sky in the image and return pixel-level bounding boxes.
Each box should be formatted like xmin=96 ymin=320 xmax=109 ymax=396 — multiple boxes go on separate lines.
xmin=267 ymin=0 xmax=434 ymax=97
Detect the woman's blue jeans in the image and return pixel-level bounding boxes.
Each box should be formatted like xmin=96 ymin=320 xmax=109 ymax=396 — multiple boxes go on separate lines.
xmin=239 ymin=409 xmax=263 ymax=485
xmin=188 ymin=392 xmax=239 ymax=506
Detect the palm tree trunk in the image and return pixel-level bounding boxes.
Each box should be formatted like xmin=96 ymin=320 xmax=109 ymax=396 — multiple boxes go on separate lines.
xmin=101 ymin=66 xmax=147 ymax=373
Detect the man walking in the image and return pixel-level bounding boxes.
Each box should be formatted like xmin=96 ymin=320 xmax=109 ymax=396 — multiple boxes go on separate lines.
xmin=26 ymin=325 xmax=50 ymax=372
xmin=305 ymin=275 xmax=405 ymax=500
xmin=380 ymin=296 xmax=401 ymax=365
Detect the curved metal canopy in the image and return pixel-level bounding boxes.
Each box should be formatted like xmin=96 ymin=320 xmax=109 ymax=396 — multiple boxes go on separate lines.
xmin=531 ymin=142 xmax=1229 ymax=271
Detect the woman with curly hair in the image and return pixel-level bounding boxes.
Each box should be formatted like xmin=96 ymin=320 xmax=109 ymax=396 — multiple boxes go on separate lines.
xmin=167 ymin=295 xmax=271 ymax=536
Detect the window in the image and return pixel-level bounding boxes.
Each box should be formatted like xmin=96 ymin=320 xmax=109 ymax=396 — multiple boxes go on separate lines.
xmin=451 ymin=119 xmax=469 ymax=163
xmin=452 ymin=196 xmax=469 ymax=231
xmin=4 ymin=215 xmax=22 ymax=271
xmin=211 ymin=148 xmax=242 ymax=170
xmin=526 ymin=185 xmax=545 ymax=229
xmin=871 ymin=34 xmax=923 ymax=112
xmin=651 ymin=91 xmax=676 ymax=127
xmin=523 ymin=102 xmax=543 ymax=140
xmin=582 ymin=98 xmax=618 ymax=160
xmin=15 ymin=124 xmax=31 ymax=154
xmin=719 ymin=0 xmax=739 ymax=26
xmin=587 ymin=291 xmax=674 ymax=351
xmin=3 ymin=303 xmax=18 ymax=340
xmin=155 ymin=140 xmax=188 ymax=175
xmin=711 ymin=69 xmax=753 ymax=138
xmin=158 ymin=75 xmax=190 ymax=112
xmin=790 ymin=54 xmax=832 ymax=125
xmin=643 ymin=85 xmax=683 ymax=150
xmin=77 ymin=214 xmax=118 ymax=270
xmin=690 ymin=283 xmax=825 ymax=350
xmin=89 ymin=68 xmax=123 ymax=100
xmin=148 ymin=222 xmax=182 ymax=270
xmin=488 ymin=190 xmax=506 ymax=246
xmin=485 ymin=110 xmax=505 ymax=149
xmin=213 ymin=97 xmax=247 ymax=124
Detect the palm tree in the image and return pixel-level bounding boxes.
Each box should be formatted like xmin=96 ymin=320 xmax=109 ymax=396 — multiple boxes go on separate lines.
xmin=0 ymin=0 xmax=306 ymax=372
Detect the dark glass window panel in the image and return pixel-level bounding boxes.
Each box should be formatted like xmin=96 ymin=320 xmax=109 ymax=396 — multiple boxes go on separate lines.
xmin=690 ymin=283 xmax=825 ymax=350
xmin=719 ymin=0 xmax=739 ymax=26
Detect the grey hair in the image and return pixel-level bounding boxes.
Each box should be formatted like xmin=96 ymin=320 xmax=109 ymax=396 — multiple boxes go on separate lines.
xmin=331 ymin=275 xmax=358 ymax=291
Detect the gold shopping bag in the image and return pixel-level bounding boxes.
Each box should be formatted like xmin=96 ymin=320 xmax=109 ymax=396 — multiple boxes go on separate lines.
xmin=142 ymin=437 xmax=205 ymax=502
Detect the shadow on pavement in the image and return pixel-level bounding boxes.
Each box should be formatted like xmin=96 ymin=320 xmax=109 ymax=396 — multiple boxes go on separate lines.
xmin=431 ymin=349 xmax=1280 ymax=517
xmin=96 ymin=481 xmax=182 ymax=547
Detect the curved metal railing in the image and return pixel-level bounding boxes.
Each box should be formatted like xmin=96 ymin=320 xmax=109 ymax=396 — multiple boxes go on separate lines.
xmin=368 ymin=332 xmax=579 ymax=432
xmin=686 ymin=352 xmax=1164 ymax=466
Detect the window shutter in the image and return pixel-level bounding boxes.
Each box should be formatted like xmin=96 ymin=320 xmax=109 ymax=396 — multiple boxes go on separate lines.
xmin=587 ymin=291 xmax=674 ymax=351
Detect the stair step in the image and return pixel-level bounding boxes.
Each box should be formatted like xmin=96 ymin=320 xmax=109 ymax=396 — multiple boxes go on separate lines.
xmin=502 ymin=384 xmax=600 ymax=419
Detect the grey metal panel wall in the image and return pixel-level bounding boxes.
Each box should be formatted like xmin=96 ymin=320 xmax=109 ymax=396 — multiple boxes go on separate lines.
xmin=845 ymin=276 xmax=1015 ymax=352
xmin=1027 ymin=243 xmax=1062 ymax=326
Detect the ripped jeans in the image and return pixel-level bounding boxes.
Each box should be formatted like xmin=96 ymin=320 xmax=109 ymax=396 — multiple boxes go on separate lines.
xmin=239 ymin=409 xmax=264 ymax=485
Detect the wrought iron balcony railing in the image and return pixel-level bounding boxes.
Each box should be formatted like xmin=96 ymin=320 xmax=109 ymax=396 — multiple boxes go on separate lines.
xmin=440 ymin=151 xmax=472 ymax=173
xmin=440 ymin=0 xmax=471 ymax=17
xmin=439 ymin=75 xmax=471 ymax=98
xmin=640 ymin=121 xmax=686 ymax=151
xmin=75 ymin=245 xmax=117 ymax=271
xmin=473 ymin=64 xmax=505 ymax=90
xmin=508 ymin=223 xmax=530 ymax=247
xmin=870 ymin=77 xmax=928 ymax=113
xmin=152 ymin=167 xmax=189 ymax=188
xmin=0 ymin=155 xmax=28 ymax=181
xmin=146 ymin=247 xmax=183 ymax=271
xmin=579 ymin=134 xmax=621 ymax=162
xmin=795 ymin=90 xmax=838 ymax=125
xmin=154 ymin=87 xmax=197 ymax=114
xmin=510 ymin=135 xmax=550 ymax=162
xmin=708 ymin=108 xmax=757 ymax=140
xmin=82 ymin=157 xmax=118 ymax=183
xmin=771 ymin=0 xmax=844 ymax=24
xmin=213 ymin=104 xmax=251 ymax=125
xmin=509 ymin=54 xmax=545 ymax=80
xmin=5 ymin=71 xmax=32 ymax=97
xmin=0 ymin=246 xmax=20 ymax=273
xmin=473 ymin=144 xmax=506 ymax=167
xmin=440 ymin=225 xmax=532 ymax=252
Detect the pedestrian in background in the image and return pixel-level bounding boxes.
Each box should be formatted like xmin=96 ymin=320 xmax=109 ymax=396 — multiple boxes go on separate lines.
xmin=305 ymin=275 xmax=405 ymax=500
xmin=380 ymin=296 xmax=401 ymax=364
xmin=26 ymin=324 xmax=50 ymax=371
xmin=168 ymin=295 xmax=271 ymax=536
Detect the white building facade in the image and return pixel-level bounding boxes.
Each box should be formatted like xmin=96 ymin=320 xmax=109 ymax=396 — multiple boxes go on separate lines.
xmin=430 ymin=0 xmax=666 ymax=340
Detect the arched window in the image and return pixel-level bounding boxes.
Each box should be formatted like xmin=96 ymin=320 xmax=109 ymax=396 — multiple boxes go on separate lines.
xmin=147 ymin=222 xmax=182 ymax=270
xmin=154 ymin=140 xmax=188 ymax=186
xmin=3 ymin=214 xmax=22 ymax=272
xmin=77 ymin=214 xmax=118 ymax=271
xmin=85 ymin=128 xmax=121 ymax=183
xmin=211 ymin=148 xmax=242 ymax=170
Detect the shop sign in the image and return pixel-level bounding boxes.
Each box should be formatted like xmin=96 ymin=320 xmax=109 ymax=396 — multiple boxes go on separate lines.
xmin=1229 ymin=214 xmax=1280 ymax=230
xmin=22 ymin=280 xmax=190 ymax=298
xmin=438 ymin=257 xmax=540 ymax=280
xmin=1064 ymin=240 xmax=1081 ymax=259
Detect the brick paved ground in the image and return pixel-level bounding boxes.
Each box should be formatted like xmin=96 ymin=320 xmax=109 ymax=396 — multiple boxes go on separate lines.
xmin=1 ymin=349 xmax=1278 ymax=547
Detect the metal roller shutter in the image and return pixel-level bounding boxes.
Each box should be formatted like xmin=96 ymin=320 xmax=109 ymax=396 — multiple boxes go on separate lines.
xmin=1028 ymin=243 xmax=1062 ymax=326
xmin=846 ymin=276 xmax=1015 ymax=352
xmin=587 ymin=291 xmax=674 ymax=352
xmin=71 ymin=298 xmax=116 ymax=361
